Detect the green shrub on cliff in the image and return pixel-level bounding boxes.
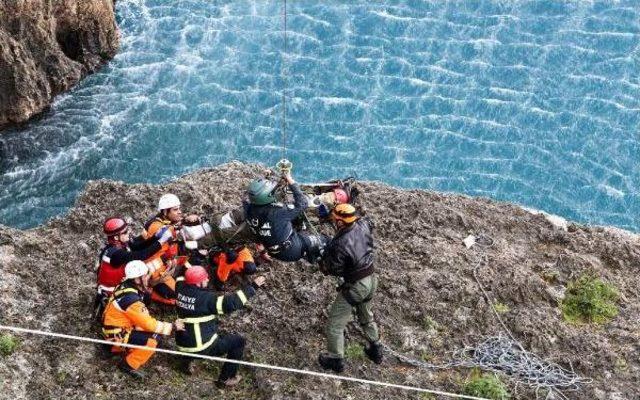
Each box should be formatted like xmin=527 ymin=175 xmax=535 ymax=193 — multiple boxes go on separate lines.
xmin=561 ymin=275 xmax=619 ymax=324
xmin=0 ymin=333 xmax=19 ymax=356
xmin=463 ymin=372 xmax=510 ymax=399
xmin=345 ymin=343 xmax=365 ymax=360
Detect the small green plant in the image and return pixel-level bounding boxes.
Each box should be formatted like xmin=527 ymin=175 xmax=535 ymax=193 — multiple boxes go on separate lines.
xmin=463 ymin=372 xmax=510 ymax=400
xmin=56 ymin=370 xmax=69 ymax=384
xmin=344 ymin=343 xmax=365 ymax=360
xmin=541 ymin=269 xmax=560 ymax=284
xmin=202 ymin=361 xmax=220 ymax=375
xmin=420 ymin=350 xmax=433 ymax=362
xmin=492 ymin=302 xmax=510 ymax=314
xmin=421 ymin=316 xmax=440 ymax=332
xmin=0 ymin=334 xmax=18 ymax=356
xmin=614 ymin=357 xmax=629 ymax=373
xmin=561 ymin=275 xmax=619 ymax=324
xmin=419 ymin=393 xmax=436 ymax=400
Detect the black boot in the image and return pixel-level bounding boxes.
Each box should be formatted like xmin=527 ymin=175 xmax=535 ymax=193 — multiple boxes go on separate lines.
xmin=177 ymin=356 xmax=194 ymax=375
xmin=118 ymin=360 xmax=146 ymax=379
xmin=96 ymin=344 xmax=117 ymax=360
xmin=318 ymin=353 xmax=345 ymax=373
xmin=364 ymin=342 xmax=383 ymax=364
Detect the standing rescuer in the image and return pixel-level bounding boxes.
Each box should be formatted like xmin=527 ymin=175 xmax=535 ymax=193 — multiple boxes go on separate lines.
xmin=175 ymin=265 xmax=266 ymax=387
xmin=318 ymin=204 xmax=383 ymax=373
xmin=102 ymin=260 xmax=185 ymax=378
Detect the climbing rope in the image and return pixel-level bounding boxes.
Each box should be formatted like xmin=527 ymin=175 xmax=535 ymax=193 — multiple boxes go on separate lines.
xmin=280 ymin=0 xmax=288 ymax=160
xmin=377 ymin=233 xmax=591 ymax=399
xmin=0 ymin=324 xmax=489 ymax=400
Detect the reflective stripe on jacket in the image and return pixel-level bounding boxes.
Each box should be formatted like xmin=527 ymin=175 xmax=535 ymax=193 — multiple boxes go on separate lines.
xmin=102 ymin=281 xmax=173 ymax=338
xmin=175 ymin=277 xmax=255 ymax=352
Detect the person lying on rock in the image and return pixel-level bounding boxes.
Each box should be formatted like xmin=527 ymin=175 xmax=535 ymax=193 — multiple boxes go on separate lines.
xmin=317 ymin=204 xmax=383 ymax=373
xmin=141 ymin=193 xmax=198 ymax=306
xmin=174 ymin=265 xmax=266 ymax=388
xmin=244 ymin=171 xmax=329 ymax=263
xmin=94 ymin=217 xmax=174 ymax=318
xmin=209 ymin=245 xmax=258 ymax=290
xmin=102 ymin=261 xmax=185 ymax=379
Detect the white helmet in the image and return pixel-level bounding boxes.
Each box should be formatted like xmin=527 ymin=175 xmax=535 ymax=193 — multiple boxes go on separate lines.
xmin=158 ymin=193 xmax=181 ymax=211
xmin=124 ymin=260 xmax=149 ymax=280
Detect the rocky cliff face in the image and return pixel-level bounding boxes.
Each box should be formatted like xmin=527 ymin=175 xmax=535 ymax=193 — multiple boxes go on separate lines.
xmin=0 ymin=0 xmax=119 ymax=129
xmin=0 ymin=162 xmax=638 ymax=399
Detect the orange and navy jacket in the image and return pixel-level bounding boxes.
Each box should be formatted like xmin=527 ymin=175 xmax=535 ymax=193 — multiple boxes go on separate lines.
xmin=97 ymin=236 xmax=162 ymax=293
xmin=142 ymin=214 xmax=180 ymax=274
xmin=212 ymin=247 xmax=257 ymax=283
xmin=102 ymin=281 xmax=174 ymax=337
xmin=174 ymin=277 xmax=255 ymax=353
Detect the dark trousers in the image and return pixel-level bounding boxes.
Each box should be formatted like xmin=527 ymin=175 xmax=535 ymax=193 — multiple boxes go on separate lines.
xmin=272 ymin=236 xmax=304 ymax=262
xmin=184 ymin=333 xmax=246 ymax=382
xmin=272 ymin=233 xmax=329 ymax=263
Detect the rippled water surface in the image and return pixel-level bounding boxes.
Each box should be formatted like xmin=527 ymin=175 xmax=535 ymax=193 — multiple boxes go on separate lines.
xmin=1 ymin=0 xmax=639 ymax=230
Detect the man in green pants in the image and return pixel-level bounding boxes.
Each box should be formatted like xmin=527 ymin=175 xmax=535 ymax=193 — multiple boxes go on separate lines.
xmin=318 ymin=204 xmax=383 ymax=373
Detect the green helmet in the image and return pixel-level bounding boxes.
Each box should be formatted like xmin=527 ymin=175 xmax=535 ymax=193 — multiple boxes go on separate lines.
xmin=247 ymin=179 xmax=278 ymax=205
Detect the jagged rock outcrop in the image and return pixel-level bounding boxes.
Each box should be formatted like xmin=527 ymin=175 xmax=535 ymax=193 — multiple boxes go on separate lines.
xmin=0 ymin=0 xmax=119 ymax=129
xmin=0 ymin=162 xmax=638 ymax=399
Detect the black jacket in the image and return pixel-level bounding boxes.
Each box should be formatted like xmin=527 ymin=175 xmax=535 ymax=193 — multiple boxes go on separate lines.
xmin=320 ymin=218 xmax=375 ymax=283
xmin=100 ymin=235 xmax=162 ymax=268
xmin=175 ymin=278 xmax=256 ymax=353
xmin=244 ymin=183 xmax=308 ymax=247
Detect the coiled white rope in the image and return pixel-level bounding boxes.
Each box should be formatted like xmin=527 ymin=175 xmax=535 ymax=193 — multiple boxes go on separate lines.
xmin=0 ymin=324 xmax=488 ymax=400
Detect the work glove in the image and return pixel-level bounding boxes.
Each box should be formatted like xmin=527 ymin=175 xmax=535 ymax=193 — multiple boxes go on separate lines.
xmin=155 ymin=225 xmax=169 ymax=239
xmin=225 ymin=249 xmax=238 ymax=263
xmin=157 ymin=227 xmax=174 ymax=244
xmin=318 ymin=204 xmax=330 ymax=219
xmin=173 ymin=319 xmax=185 ymax=332
xmin=183 ymin=214 xmax=201 ymax=226
xmin=252 ymin=276 xmax=266 ymax=289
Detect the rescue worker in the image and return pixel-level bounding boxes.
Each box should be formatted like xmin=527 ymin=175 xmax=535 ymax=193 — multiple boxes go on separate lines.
xmin=317 ymin=204 xmax=383 ymax=373
xmin=95 ymin=217 xmax=174 ymax=317
xmin=175 ymin=266 xmax=266 ymax=387
xmin=102 ymin=260 xmax=185 ymax=378
xmin=210 ymin=245 xmax=257 ymax=290
xmin=142 ymin=193 xmax=185 ymax=305
xmin=244 ymin=171 xmax=327 ymax=263
xmin=306 ymin=187 xmax=350 ymax=220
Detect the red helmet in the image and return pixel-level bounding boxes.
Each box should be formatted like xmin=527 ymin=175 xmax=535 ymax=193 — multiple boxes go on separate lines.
xmin=333 ymin=188 xmax=349 ymax=204
xmin=185 ymin=266 xmax=209 ymax=286
xmin=103 ymin=217 xmax=128 ymax=236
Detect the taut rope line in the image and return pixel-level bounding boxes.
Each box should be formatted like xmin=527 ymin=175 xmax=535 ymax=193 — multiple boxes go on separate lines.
xmin=0 ymin=324 xmax=488 ymax=400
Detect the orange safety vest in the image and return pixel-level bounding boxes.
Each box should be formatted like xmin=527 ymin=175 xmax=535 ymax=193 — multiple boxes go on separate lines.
xmin=143 ymin=216 xmax=179 ymax=277
xmin=102 ymin=283 xmax=173 ymax=340
xmin=213 ymin=247 xmax=254 ymax=283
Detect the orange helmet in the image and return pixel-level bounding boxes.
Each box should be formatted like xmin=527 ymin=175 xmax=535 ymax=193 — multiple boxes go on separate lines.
xmin=331 ymin=203 xmax=358 ymax=224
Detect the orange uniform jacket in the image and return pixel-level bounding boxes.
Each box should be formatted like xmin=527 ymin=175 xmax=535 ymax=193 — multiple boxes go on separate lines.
xmin=102 ymin=282 xmax=174 ymax=337
xmin=213 ymin=247 xmax=257 ymax=283
xmin=143 ymin=216 xmax=179 ymax=276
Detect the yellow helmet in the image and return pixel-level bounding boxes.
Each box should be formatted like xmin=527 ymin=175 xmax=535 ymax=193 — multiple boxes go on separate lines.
xmin=331 ymin=203 xmax=358 ymax=224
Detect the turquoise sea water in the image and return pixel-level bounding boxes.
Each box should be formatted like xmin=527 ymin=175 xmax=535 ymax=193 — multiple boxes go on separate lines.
xmin=0 ymin=0 xmax=638 ymax=230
